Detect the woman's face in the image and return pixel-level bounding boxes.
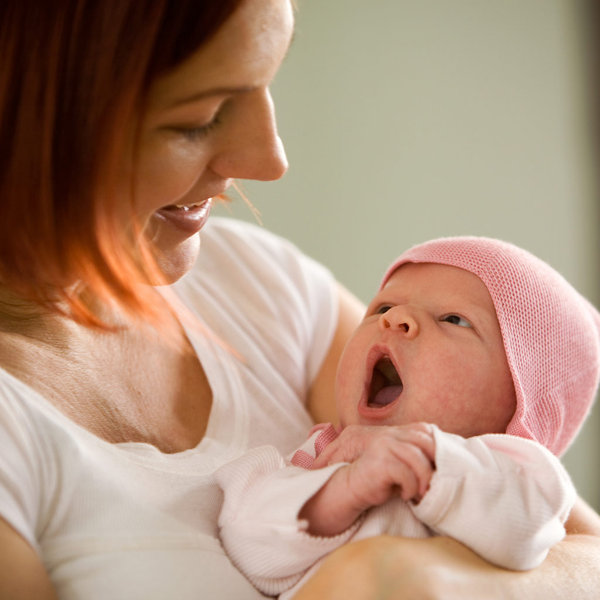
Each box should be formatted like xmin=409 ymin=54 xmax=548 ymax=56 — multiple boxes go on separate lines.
xmin=132 ymin=0 xmax=294 ymax=282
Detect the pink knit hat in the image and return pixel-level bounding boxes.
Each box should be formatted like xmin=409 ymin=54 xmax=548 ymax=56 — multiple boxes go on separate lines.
xmin=381 ymin=237 xmax=600 ymax=456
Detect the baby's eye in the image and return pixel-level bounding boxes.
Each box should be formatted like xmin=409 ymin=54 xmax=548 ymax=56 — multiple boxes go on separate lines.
xmin=441 ymin=314 xmax=472 ymax=328
xmin=375 ymin=305 xmax=393 ymax=315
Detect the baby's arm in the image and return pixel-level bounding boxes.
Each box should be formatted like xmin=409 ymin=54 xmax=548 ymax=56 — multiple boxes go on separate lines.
xmin=300 ymin=423 xmax=436 ymax=536
xmin=411 ymin=429 xmax=576 ymax=570
xmin=216 ymin=444 xmax=360 ymax=597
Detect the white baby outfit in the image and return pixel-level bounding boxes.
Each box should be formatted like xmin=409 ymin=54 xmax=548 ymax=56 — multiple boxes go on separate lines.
xmin=217 ymin=423 xmax=575 ymax=599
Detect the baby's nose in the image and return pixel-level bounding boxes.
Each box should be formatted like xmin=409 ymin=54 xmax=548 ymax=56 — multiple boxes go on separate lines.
xmin=378 ymin=306 xmax=419 ymax=339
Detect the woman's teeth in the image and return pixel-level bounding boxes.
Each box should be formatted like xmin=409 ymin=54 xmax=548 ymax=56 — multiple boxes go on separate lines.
xmin=173 ymin=201 xmax=206 ymax=210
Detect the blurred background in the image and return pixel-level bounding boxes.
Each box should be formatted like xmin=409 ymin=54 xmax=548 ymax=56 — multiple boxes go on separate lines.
xmin=215 ymin=0 xmax=600 ymax=510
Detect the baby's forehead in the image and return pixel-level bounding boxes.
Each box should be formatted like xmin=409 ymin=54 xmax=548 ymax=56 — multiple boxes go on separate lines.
xmin=384 ymin=261 xmax=492 ymax=301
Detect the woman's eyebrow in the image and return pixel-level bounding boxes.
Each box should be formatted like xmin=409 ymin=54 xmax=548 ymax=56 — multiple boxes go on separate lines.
xmin=170 ymin=27 xmax=297 ymax=109
xmin=169 ymin=85 xmax=257 ymax=108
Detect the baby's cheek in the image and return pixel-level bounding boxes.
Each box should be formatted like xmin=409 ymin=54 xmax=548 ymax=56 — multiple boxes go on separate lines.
xmin=415 ymin=359 xmax=487 ymax=434
xmin=334 ymin=344 xmax=364 ymax=422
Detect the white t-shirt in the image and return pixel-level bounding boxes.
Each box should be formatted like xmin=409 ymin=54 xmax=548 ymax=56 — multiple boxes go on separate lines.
xmin=0 ymin=218 xmax=338 ymax=599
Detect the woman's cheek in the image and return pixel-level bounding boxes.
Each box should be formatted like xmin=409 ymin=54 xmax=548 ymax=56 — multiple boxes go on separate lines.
xmin=137 ymin=138 xmax=209 ymax=210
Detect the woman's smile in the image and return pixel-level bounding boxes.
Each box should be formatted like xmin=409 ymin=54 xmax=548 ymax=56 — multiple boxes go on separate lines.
xmin=153 ymin=198 xmax=214 ymax=235
xmin=131 ymin=0 xmax=293 ymax=283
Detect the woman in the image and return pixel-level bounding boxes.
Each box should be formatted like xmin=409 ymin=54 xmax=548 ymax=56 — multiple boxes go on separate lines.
xmin=0 ymin=1 xmax=598 ymax=598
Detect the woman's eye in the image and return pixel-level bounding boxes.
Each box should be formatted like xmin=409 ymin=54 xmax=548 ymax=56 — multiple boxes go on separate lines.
xmin=441 ymin=314 xmax=472 ymax=328
xmin=177 ymin=115 xmax=222 ymax=141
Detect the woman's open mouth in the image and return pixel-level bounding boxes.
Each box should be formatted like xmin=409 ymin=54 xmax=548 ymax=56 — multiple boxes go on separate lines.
xmin=367 ymin=356 xmax=403 ymax=408
xmin=154 ymin=198 xmax=213 ymax=234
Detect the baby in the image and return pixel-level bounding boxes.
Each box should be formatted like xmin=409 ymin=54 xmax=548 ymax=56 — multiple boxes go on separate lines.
xmin=216 ymin=236 xmax=600 ymax=599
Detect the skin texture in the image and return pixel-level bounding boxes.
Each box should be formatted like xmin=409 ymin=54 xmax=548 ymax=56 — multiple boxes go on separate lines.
xmin=300 ymin=423 xmax=436 ymax=536
xmin=291 ymin=525 xmax=600 ymax=600
xmin=1 ymin=0 xmax=600 ymax=597
xmin=0 ymin=0 xmax=296 ymax=596
xmin=130 ymin=0 xmax=293 ymax=282
xmin=301 ymin=263 xmax=517 ymax=536
xmin=0 ymin=518 xmax=58 ymax=600
xmin=298 ymin=278 xmax=600 ymax=599
xmin=336 ymin=263 xmax=516 ymax=436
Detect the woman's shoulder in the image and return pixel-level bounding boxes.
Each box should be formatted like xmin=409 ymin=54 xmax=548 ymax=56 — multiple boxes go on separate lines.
xmin=0 ymin=368 xmax=75 ymax=458
xmin=0 ymin=368 xmax=46 ymax=431
xmin=200 ymin=215 xmax=289 ymax=245
xmin=173 ymin=217 xmax=339 ymax=402
xmin=0 ymin=368 xmax=68 ymax=549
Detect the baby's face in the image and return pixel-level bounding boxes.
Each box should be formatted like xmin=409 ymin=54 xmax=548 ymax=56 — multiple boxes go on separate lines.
xmin=335 ymin=262 xmax=516 ymax=436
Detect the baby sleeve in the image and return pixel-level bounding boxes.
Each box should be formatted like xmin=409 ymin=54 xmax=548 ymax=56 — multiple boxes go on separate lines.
xmin=216 ymin=443 xmax=356 ymax=597
xmin=412 ymin=427 xmax=575 ymax=570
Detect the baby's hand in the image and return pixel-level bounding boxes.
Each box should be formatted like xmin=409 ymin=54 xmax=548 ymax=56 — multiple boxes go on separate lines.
xmin=312 ymin=423 xmax=434 ymax=466
xmin=299 ymin=423 xmax=436 ymax=536
xmin=316 ymin=423 xmax=436 ymax=505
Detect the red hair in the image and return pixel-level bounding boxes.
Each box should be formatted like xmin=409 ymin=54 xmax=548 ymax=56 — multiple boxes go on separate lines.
xmin=0 ymin=0 xmax=243 ymax=328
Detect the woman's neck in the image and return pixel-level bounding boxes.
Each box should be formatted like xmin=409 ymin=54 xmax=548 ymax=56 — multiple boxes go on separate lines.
xmin=0 ymin=285 xmax=209 ymax=453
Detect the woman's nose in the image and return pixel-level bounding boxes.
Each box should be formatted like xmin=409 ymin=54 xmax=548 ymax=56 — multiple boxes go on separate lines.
xmin=378 ymin=306 xmax=419 ymax=339
xmin=210 ymin=88 xmax=288 ymax=182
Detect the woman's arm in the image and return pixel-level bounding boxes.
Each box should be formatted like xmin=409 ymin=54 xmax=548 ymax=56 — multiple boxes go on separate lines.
xmin=566 ymin=495 xmax=600 ymax=535
xmin=307 ymin=283 xmax=364 ymax=425
xmin=0 ymin=517 xmax=57 ymax=600
xmin=292 ymin=498 xmax=600 ymax=600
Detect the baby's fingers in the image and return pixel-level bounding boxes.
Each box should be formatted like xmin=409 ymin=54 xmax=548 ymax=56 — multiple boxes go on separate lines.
xmin=311 ymin=425 xmax=377 ymax=469
xmin=387 ymin=456 xmax=421 ymax=501
xmin=310 ymin=439 xmax=345 ymax=469
xmin=388 ymin=441 xmax=434 ymax=500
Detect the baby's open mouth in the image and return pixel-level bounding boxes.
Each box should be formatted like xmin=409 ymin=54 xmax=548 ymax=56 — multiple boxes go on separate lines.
xmin=367 ymin=356 xmax=404 ymax=407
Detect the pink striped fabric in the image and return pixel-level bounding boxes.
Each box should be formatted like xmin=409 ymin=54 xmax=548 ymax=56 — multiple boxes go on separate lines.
xmin=291 ymin=424 xmax=340 ymax=468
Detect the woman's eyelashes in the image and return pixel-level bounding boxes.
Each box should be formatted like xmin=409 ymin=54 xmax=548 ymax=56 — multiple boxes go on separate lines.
xmin=168 ymin=100 xmax=230 ymax=141
xmin=176 ymin=115 xmax=222 ymax=141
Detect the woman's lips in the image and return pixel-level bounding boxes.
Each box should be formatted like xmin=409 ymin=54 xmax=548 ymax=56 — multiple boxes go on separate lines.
xmin=154 ymin=198 xmax=213 ymax=234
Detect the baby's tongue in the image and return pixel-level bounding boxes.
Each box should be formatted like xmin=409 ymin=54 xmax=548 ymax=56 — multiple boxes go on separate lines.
xmin=370 ymin=385 xmax=403 ymax=407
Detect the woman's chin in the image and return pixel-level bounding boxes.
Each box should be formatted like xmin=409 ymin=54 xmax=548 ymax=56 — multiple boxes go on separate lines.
xmin=151 ymin=233 xmax=201 ymax=285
